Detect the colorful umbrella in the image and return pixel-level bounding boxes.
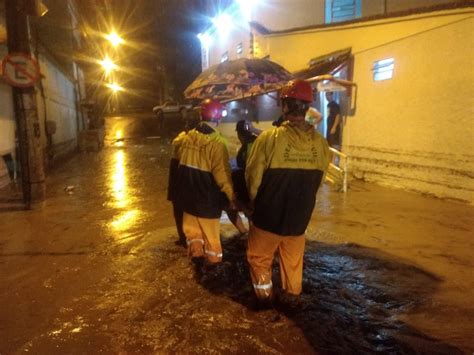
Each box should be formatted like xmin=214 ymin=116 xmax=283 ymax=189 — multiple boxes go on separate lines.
xmin=184 ymin=58 xmax=293 ymax=100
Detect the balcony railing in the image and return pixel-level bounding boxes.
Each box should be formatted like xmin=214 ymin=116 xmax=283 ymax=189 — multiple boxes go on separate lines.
xmin=325 ymin=147 xmax=348 ymax=192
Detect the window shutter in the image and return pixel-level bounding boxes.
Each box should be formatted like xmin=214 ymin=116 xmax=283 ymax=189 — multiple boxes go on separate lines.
xmin=326 ymin=0 xmax=361 ymax=23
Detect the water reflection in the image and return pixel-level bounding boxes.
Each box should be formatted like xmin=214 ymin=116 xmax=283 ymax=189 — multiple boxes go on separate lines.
xmin=109 ymin=150 xmax=140 ymax=232
xmin=112 ymin=150 xmax=127 ymax=209
xmin=110 ymin=209 xmax=139 ymax=230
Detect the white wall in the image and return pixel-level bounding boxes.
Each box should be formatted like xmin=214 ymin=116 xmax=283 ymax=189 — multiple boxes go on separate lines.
xmin=260 ymin=8 xmax=474 ymax=202
xmin=0 ymin=45 xmax=14 ymax=153
xmin=345 ymin=13 xmax=474 ymax=202
xmin=253 ymin=0 xmax=325 ymax=31
xmin=0 ymin=45 xmax=15 ymax=187
xmin=37 ymin=54 xmax=78 ymax=150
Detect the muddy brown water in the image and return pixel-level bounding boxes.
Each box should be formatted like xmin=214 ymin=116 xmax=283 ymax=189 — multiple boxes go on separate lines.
xmin=0 ymin=137 xmax=473 ymax=353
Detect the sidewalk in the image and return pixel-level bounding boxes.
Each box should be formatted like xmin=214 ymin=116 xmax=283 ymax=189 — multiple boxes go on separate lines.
xmin=0 ymin=141 xmax=472 ymax=353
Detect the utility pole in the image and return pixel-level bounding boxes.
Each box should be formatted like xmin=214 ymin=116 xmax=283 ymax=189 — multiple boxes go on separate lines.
xmin=5 ymin=0 xmax=46 ymax=208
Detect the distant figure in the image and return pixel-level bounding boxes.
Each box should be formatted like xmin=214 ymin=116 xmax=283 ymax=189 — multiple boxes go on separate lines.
xmin=246 ymin=79 xmax=329 ymax=308
xmin=226 ymin=120 xmax=260 ymax=235
xmin=235 ymin=120 xmax=259 ymax=170
xmin=325 ymin=92 xmax=341 ymax=148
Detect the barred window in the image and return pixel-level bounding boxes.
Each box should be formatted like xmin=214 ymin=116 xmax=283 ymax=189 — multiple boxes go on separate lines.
xmin=221 ymin=51 xmax=229 ymax=63
xmin=326 ymin=0 xmax=361 ymax=23
xmin=373 ymin=58 xmax=395 ymax=81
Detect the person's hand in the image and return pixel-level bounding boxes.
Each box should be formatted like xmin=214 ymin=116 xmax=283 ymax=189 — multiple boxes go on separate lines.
xmin=247 ymin=121 xmax=262 ymax=135
xmin=330 ymin=128 xmax=336 ymax=134
xmin=246 ymin=200 xmax=255 ymax=216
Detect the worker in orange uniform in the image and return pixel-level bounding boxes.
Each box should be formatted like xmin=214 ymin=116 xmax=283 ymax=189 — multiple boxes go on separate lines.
xmin=175 ymin=99 xmax=236 ymax=264
xmin=245 ymin=79 xmax=330 ymax=307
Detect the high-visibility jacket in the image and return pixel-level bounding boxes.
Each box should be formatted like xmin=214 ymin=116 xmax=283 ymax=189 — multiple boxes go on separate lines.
xmin=246 ymin=121 xmax=329 ymax=236
xmin=167 ymin=131 xmax=187 ymax=202
xmin=176 ymin=123 xmax=234 ymax=219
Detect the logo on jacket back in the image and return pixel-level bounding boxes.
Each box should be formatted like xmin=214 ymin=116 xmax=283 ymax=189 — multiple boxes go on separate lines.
xmin=283 ymin=144 xmax=318 ymax=164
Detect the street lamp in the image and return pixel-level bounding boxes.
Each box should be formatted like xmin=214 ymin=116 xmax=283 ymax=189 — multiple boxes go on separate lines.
xmin=212 ymin=13 xmax=233 ymax=39
xmin=197 ymin=32 xmax=213 ymax=48
xmin=99 ymin=56 xmax=117 ymax=75
xmin=106 ymin=82 xmax=123 ymax=92
xmin=105 ymin=31 xmax=124 ymax=47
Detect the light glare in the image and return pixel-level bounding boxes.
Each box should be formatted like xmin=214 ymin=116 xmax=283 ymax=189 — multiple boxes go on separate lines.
xmin=105 ymin=32 xmax=124 ymax=47
xmin=106 ymin=82 xmax=123 ymax=92
xmin=237 ymin=0 xmax=255 ymax=21
xmin=100 ymin=56 xmax=117 ymax=74
xmin=197 ymin=32 xmax=213 ymax=48
xmin=212 ymin=13 xmax=232 ymax=38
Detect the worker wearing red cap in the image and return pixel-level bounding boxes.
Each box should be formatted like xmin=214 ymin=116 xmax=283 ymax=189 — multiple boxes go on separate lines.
xmin=245 ymin=79 xmax=330 ymax=307
xmin=174 ymin=99 xmax=235 ymax=264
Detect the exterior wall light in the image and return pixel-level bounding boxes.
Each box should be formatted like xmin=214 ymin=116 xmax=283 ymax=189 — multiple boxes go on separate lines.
xmin=197 ymin=32 xmax=213 ymax=48
xmin=212 ymin=13 xmax=233 ymax=39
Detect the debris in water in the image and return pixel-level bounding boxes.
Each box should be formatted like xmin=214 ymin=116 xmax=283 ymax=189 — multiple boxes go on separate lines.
xmin=64 ymin=185 xmax=75 ymax=194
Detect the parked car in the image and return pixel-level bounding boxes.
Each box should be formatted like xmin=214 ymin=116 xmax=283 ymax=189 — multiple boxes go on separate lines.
xmin=152 ymin=100 xmax=192 ymax=118
xmin=152 ymin=100 xmax=193 ymax=133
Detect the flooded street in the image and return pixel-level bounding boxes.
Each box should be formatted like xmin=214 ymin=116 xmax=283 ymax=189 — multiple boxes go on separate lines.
xmin=0 ymin=136 xmax=473 ymax=354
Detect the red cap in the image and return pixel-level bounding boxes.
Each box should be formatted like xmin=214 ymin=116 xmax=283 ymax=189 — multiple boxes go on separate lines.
xmin=280 ymin=79 xmax=313 ymax=103
xmin=201 ymin=99 xmax=224 ymax=121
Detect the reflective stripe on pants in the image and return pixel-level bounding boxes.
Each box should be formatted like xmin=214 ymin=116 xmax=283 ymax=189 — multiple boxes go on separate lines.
xmin=183 ymin=212 xmax=223 ymax=263
xmin=247 ymin=224 xmax=305 ymax=300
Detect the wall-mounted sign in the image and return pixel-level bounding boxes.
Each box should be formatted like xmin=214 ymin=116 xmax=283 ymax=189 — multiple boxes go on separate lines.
xmin=1 ymin=53 xmax=40 ymax=88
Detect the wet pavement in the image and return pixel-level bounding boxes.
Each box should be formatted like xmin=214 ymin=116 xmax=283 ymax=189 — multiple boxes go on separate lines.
xmin=0 ymin=136 xmax=473 ymax=354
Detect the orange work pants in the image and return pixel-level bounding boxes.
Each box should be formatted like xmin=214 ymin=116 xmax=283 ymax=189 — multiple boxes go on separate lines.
xmin=183 ymin=212 xmax=222 ymax=263
xmin=247 ymin=225 xmax=305 ymax=300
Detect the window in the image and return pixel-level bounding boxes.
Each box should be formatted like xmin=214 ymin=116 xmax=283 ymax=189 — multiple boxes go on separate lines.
xmin=221 ymin=51 xmax=229 ymax=63
xmin=236 ymin=42 xmax=243 ymax=55
xmin=201 ymin=46 xmax=209 ymax=70
xmin=373 ymin=58 xmax=394 ymax=81
xmin=325 ymin=0 xmax=361 ymax=23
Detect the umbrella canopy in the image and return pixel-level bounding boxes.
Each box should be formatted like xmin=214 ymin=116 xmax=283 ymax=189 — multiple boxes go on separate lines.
xmin=184 ymin=58 xmax=293 ymax=100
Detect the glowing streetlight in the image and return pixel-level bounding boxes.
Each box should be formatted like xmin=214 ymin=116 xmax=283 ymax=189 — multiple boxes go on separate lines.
xmin=197 ymin=32 xmax=213 ymax=48
xmin=105 ymin=31 xmax=124 ymax=47
xmin=106 ymin=82 xmax=123 ymax=92
xmin=212 ymin=13 xmax=232 ymax=39
xmin=99 ymin=56 xmax=117 ymax=74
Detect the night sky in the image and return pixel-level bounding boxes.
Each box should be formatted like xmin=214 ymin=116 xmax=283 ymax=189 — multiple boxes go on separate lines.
xmin=35 ymin=0 xmax=232 ymax=110
xmin=101 ymin=0 xmax=210 ymax=109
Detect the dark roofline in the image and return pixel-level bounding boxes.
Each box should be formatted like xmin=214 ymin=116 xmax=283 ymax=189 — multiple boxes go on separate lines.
xmin=249 ymin=21 xmax=271 ymax=35
xmin=251 ymin=1 xmax=474 ymax=36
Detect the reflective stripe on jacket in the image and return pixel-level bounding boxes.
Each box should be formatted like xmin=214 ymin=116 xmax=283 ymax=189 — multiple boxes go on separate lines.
xmin=176 ymin=123 xmax=234 ymax=218
xmin=246 ymin=121 xmax=329 ymax=236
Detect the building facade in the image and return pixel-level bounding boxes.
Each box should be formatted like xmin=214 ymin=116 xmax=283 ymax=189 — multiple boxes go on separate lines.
xmin=198 ymin=0 xmax=474 ymax=203
xmin=0 ymin=0 xmax=86 ymax=200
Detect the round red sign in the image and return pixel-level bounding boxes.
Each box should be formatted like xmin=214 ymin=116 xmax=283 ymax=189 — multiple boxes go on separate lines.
xmin=1 ymin=53 xmax=40 ymax=88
